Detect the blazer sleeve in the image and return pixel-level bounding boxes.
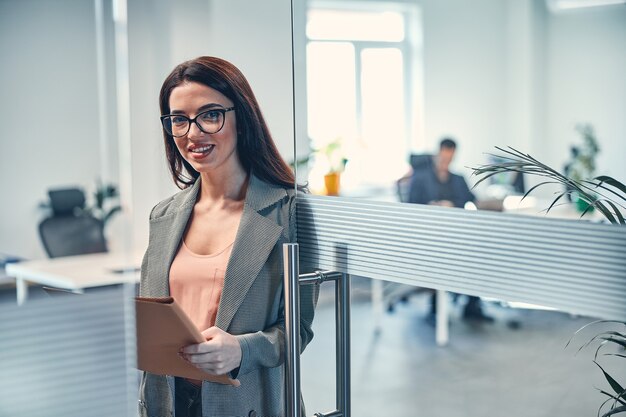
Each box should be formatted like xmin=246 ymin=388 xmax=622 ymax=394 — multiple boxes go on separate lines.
xmin=233 ymin=193 xmax=319 ymax=377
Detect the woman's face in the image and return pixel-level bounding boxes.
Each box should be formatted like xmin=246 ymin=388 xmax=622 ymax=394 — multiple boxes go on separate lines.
xmin=168 ymin=81 xmax=240 ymax=176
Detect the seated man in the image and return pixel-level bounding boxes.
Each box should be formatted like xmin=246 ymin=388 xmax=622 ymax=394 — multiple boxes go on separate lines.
xmin=408 ymin=138 xmax=493 ymax=323
xmin=409 ymin=138 xmax=474 ymax=208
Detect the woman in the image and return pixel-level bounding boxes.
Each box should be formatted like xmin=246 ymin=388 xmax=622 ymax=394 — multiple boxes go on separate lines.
xmin=138 ymin=56 xmax=318 ymax=417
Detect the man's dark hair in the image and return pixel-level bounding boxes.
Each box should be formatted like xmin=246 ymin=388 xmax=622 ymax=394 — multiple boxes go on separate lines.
xmin=439 ymin=137 xmax=457 ymax=150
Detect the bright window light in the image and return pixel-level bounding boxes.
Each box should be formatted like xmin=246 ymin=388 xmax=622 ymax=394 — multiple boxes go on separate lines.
xmin=305 ymin=5 xmax=420 ymax=192
xmin=306 ymin=42 xmax=357 ymax=145
xmin=359 ymin=48 xmax=407 ymax=182
xmin=307 ymin=9 xmax=405 ymax=42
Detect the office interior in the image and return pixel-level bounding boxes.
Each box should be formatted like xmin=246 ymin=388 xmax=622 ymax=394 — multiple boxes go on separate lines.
xmin=1 ymin=0 xmax=625 ymax=416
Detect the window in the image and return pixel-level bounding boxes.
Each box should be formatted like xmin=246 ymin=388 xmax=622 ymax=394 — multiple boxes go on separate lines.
xmin=305 ymin=4 xmax=422 ymax=193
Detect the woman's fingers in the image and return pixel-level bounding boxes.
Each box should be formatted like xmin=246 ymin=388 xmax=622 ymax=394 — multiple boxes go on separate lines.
xmin=180 ymin=327 xmax=242 ymax=375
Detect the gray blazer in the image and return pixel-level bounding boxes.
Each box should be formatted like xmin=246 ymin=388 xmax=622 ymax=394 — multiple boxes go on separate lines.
xmin=138 ymin=175 xmax=318 ymax=417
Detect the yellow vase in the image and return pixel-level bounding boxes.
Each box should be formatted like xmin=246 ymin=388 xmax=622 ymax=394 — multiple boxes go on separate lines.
xmin=324 ymin=172 xmax=341 ymax=196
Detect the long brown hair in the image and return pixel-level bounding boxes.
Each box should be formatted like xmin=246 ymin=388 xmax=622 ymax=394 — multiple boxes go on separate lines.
xmin=159 ymin=56 xmax=295 ymax=189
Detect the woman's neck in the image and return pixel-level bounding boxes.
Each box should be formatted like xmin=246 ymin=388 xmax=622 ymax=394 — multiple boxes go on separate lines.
xmin=198 ymin=164 xmax=249 ymax=205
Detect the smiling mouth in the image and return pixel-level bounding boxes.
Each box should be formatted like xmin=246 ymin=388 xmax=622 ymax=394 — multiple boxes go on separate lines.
xmin=188 ymin=144 xmax=215 ymax=157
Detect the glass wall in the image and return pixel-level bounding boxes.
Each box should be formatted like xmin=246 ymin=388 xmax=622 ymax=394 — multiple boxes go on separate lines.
xmin=294 ymin=1 xmax=626 ymax=416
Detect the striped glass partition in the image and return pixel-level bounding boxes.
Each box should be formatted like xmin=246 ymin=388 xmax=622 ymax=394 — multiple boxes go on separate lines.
xmin=297 ymin=195 xmax=626 ymax=321
xmin=0 ymin=285 xmax=137 ymax=417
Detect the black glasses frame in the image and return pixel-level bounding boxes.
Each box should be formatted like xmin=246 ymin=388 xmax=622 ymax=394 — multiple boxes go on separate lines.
xmin=160 ymin=107 xmax=235 ymax=137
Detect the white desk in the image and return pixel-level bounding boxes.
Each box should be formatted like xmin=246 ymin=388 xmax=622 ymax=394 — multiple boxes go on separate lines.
xmin=502 ymin=195 xmax=605 ymax=221
xmin=5 ymin=252 xmax=141 ymax=305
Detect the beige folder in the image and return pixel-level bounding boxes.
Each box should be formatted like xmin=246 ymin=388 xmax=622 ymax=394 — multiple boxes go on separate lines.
xmin=135 ymin=297 xmax=238 ymax=385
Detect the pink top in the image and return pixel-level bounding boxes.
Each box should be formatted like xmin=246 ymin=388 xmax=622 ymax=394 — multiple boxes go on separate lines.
xmin=169 ymin=240 xmax=233 ymax=332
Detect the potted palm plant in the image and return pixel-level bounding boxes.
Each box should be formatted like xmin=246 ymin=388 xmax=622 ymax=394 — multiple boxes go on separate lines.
xmin=471 ymin=146 xmax=625 ymax=224
xmin=471 ymin=143 xmax=625 ymax=416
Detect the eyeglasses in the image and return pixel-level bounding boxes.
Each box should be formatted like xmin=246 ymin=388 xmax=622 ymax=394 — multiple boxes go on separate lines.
xmin=160 ymin=107 xmax=235 ymax=137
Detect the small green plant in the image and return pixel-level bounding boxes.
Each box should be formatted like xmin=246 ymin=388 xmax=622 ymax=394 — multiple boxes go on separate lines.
xmin=88 ymin=180 xmax=121 ymax=226
xmin=565 ymin=124 xmax=601 ymax=183
xmin=319 ymin=138 xmax=348 ymax=174
xmin=289 ymin=137 xmax=348 ymax=175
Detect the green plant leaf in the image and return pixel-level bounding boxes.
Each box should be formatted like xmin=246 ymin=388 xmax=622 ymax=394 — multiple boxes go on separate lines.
xmin=600 ymin=336 xmax=626 ymax=350
xmin=599 ymin=392 xmax=618 ymax=417
xmin=594 ymin=335 xmax=626 ymax=360
xmin=545 ymin=193 xmax=566 ymax=214
xmin=565 ymin=320 xmax=626 ymax=350
xmin=602 ymin=199 xmax=626 ymax=225
xmin=595 ymin=175 xmax=626 ymax=198
xmin=102 ymin=206 xmax=122 ymax=226
xmin=601 ymin=404 xmax=626 ymax=417
xmin=599 ymin=389 xmax=626 ymax=415
xmin=594 ymin=361 xmax=625 ymax=396
xmin=591 ymin=200 xmax=618 ymax=224
xmin=580 ymin=201 xmax=595 ymax=219
xmin=471 ymin=146 xmax=626 ymax=224
xmin=585 ymin=337 xmax=612 ymax=358
xmin=471 ymin=171 xmax=504 ymax=189
xmin=598 ymin=389 xmax=626 ymax=417
xmin=599 ymin=389 xmax=626 ymax=406
xmin=521 ymin=181 xmax=557 ymax=201
xmin=576 ymin=178 xmax=626 ymax=209
xmin=585 ymin=180 xmax=626 ymax=207
xmin=603 ymin=354 xmax=626 ymax=359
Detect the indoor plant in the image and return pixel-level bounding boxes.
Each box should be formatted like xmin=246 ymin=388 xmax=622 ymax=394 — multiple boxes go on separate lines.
xmin=567 ymin=320 xmax=626 ymax=417
xmin=320 ymin=138 xmax=347 ymax=196
xmin=471 ymin=146 xmax=625 ymax=225
xmin=290 ymin=138 xmax=348 ymax=196
xmin=471 ymin=145 xmax=625 ymax=416
xmin=563 ymin=124 xmax=601 ymax=212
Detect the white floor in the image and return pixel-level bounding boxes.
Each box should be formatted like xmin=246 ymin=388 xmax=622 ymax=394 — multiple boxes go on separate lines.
xmin=301 ymin=278 xmax=623 ymax=417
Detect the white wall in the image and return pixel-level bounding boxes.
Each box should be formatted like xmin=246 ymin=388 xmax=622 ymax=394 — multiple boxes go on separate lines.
xmin=544 ymin=5 xmax=626 ymax=182
xmin=412 ymin=0 xmax=626 ymax=190
xmin=419 ymin=0 xmax=508 ymax=172
xmin=0 ymin=0 xmax=102 ymax=259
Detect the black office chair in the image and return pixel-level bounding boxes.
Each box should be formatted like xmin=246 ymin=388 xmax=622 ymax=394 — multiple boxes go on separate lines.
xmin=38 ymin=188 xmax=108 ymax=258
xmin=395 ymin=154 xmax=433 ymax=203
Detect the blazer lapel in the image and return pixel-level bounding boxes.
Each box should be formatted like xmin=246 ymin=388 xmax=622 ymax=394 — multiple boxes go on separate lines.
xmin=145 ymin=181 xmax=199 ymax=297
xmin=215 ymin=175 xmax=287 ymax=330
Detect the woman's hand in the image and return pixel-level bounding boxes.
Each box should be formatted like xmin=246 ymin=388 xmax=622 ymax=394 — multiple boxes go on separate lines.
xmin=180 ymin=327 xmax=242 ymax=376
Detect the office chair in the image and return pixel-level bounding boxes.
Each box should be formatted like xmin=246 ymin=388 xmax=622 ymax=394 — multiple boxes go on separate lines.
xmin=395 ymin=154 xmax=433 ymax=203
xmin=38 ymin=188 xmax=108 ymax=258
